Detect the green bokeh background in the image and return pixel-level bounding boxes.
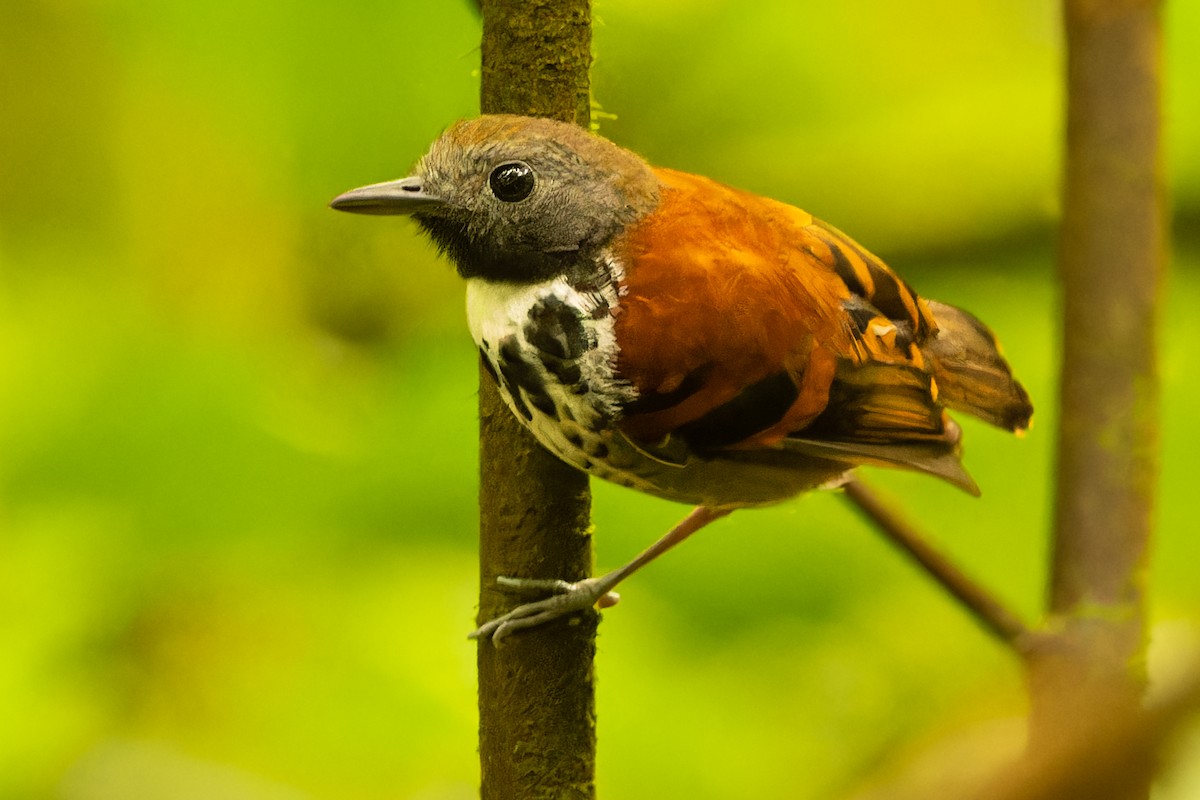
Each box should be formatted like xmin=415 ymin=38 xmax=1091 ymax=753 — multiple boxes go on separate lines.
xmin=2 ymin=1 xmax=1198 ymax=797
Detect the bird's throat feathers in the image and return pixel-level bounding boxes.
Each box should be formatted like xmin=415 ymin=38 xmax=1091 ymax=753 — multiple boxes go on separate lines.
xmin=415 ymin=213 xmax=614 ymax=285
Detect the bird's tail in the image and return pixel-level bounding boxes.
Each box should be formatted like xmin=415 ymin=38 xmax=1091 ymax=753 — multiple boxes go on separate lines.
xmin=923 ymin=300 xmax=1033 ymax=433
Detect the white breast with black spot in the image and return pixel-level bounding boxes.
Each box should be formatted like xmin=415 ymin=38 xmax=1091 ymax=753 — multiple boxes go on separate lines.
xmin=464 ymin=261 xmax=635 ymax=473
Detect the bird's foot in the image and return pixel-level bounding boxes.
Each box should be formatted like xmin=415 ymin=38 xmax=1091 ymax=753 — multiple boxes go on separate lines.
xmin=469 ymin=575 xmax=621 ymax=644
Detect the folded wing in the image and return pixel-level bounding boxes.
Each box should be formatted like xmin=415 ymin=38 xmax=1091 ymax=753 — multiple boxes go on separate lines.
xmin=610 ymin=168 xmax=1031 ymax=494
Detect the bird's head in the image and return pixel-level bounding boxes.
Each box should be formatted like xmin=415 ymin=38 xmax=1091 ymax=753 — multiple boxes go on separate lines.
xmin=331 ymin=115 xmax=660 ymax=283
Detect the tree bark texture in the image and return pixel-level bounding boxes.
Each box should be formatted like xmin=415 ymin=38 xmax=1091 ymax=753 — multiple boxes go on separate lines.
xmin=476 ymin=2 xmax=596 ymax=799
xmin=1033 ymin=0 xmax=1164 ymax=782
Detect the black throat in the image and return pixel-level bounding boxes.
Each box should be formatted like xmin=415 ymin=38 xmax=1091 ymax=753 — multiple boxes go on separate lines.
xmin=417 ymin=216 xmax=606 ymax=285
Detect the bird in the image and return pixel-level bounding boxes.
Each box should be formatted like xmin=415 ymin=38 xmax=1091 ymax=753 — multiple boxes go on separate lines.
xmin=330 ymin=114 xmax=1033 ymax=642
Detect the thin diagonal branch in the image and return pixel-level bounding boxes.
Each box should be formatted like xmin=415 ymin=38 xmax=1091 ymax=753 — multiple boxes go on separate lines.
xmin=842 ymin=478 xmax=1033 ymax=651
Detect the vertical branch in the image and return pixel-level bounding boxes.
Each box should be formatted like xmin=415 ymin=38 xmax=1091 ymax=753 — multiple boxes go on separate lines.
xmin=476 ymin=2 xmax=595 ymax=799
xmin=1033 ymin=0 xmax=1164 ymax=773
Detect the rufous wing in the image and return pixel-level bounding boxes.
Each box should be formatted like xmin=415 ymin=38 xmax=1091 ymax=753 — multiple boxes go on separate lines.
xmin=611 ymin=167 xmax=1026 ymax=494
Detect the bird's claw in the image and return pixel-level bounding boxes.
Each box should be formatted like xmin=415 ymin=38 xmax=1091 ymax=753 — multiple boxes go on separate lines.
xmin=469 ymin=575 xmax=620 ymax=643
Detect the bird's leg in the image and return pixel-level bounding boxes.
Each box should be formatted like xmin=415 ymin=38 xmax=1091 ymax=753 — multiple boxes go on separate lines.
xmin=470 ymin=505 xmax=732 ymax=643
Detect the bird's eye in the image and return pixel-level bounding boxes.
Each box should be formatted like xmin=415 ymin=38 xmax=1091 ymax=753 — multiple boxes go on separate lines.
xmin=489 ymin=162 xmax=535 ymax=202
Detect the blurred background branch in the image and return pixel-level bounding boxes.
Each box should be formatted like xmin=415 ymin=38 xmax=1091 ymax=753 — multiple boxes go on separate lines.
xmin=982 ymin=655 xmax=1200 ymax=800
xmin=842 ymin=479 xmax=1032 ymax=649
xmin=1031 ymin=0 xmax=1165 ymax=788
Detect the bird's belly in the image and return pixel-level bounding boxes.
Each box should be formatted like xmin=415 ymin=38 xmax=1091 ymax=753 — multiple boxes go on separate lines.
xmin=466 ymin=273 xmax=631 ymax=453
xmin=527 ymin=413 xmax=852 ymax=508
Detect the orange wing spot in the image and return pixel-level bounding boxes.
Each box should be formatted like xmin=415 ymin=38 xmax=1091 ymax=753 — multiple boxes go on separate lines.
xmin=839 ymin=243 xmax=877 ymax=297
xmin=810 ymin=219 xmax=939 ymax=342
xmin=908 ymin=344 xmax=926 ymax=370
xmin=914 ymin=296 xmax=938 ymax=338
xmin=810 ymin=224 xmax=875 ymax=297
xmin=896 ymin=285 xmax=921 ymax=331
xmin=870 ymin=320 xmax=898 ymax=349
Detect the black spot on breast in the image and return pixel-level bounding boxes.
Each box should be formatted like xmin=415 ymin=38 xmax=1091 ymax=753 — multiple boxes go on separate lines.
xmin=496 ymin=337 xmax=546 ymax=421
xmin=525 ymin=296 xmax=589 ymax=360
xmin=676 ymin=371 xmax=801 ymax=451
xmin=499 ymin=339 xmax=542 ymax=386
xmin=500 ymin=385 xmax=533 ymax=420
xmin=483 ymin=345 xmax=538 ymax=419
xmin=529 ymin=393 xmax=557 ymax=416
xmin=538 ymin=352 xmax=583 ymax=386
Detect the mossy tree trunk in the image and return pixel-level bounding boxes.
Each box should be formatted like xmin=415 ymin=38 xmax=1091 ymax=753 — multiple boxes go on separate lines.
xmin=476 ymin=2 xmax=596 ymax=799
xmin=1029 ymin=0 xmax=1164 ymax=794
